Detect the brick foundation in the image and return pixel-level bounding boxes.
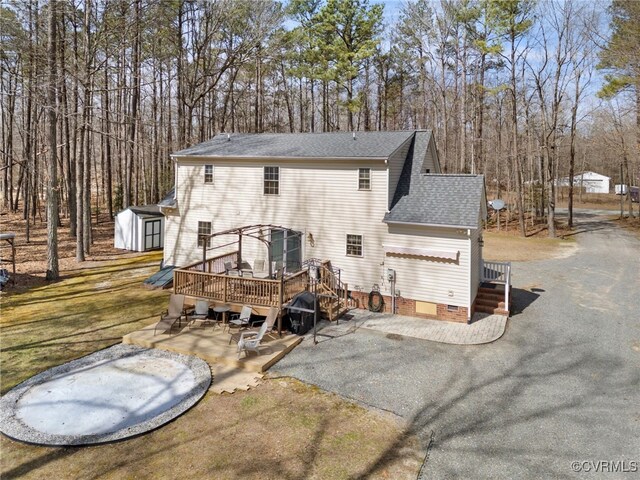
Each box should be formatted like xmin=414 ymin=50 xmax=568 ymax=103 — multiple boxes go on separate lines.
xmin=348 ymin=291 xmax=469 ymax=323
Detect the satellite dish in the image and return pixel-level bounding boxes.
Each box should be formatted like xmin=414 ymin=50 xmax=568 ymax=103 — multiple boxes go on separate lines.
xmin=489 ymin=199 xmax=505 ymax=211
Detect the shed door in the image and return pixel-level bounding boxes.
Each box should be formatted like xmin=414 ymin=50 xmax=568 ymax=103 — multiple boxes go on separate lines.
xmin=144 ymin=219 xmax=161 ymax=250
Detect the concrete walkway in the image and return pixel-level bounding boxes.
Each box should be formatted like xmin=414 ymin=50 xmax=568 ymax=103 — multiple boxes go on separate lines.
xmin=314 ymin=310 xmax=507 ymax=345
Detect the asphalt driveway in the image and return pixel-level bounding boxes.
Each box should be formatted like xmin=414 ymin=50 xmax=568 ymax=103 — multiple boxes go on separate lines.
xmin=273 ymin=210 xmax=640 ymax=479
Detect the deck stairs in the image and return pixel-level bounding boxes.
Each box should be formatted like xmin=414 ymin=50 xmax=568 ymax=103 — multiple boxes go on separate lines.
xmin=304 ymin=259 xmax=352 ymax=321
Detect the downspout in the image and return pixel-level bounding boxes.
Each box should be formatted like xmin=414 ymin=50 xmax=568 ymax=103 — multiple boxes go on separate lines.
xmin=173 ymin=156 xmax=178 ymax=201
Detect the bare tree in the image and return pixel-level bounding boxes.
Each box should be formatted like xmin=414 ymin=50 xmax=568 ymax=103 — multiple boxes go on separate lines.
xmin=45 ymin=0 xmax=59 ymax=280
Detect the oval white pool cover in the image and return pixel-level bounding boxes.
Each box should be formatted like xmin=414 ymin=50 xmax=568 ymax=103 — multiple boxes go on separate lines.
xmin=0 ymin=344 xmax=211 ymax=445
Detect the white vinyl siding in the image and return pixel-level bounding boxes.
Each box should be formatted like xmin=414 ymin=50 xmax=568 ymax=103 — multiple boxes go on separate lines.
xmin=165 ymin=161 xmax=387 ymax=284
xmin=384 ymin=223 xmax=471 ymax=308
xmin=164 ymin=158 xmax=474 ymax=311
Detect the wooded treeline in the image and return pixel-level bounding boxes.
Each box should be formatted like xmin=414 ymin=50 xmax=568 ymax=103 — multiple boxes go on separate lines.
xmin=1 ymin=0 xmax=639 ymax=277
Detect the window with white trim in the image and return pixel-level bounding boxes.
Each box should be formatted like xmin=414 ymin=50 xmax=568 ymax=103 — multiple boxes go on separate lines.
xmin=197 ymin=221 xmax=212 ymax=248
xmin=358 ymin=168 xmax=371 ymax=190
xmin=346 ymin=234 xmax=363 ymax=257
xmin=264 ymin=166 xmax=279 ymax=195
xmin=204 ymin=164 xmax=214 ymax=184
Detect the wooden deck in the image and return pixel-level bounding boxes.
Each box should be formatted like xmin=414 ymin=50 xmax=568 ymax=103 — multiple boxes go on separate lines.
xmin=123 ymin=321 xmax=303 ymax=373
xmin=173 ymin=251 xmax=310 ymax=310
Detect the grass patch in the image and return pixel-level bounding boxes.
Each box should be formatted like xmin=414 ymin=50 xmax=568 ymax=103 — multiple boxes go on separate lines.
xmin=0 ymin=251 xmax=167 ymax=394
xmin=1 ymin=255 xmax=424 ymax=479
xmin=483 ymin=231 xmax=577 ymax=262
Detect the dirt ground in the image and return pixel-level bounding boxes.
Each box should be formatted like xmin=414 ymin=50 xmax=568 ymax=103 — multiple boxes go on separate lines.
xmin=0 ymin=210 xmax=139 ymax=292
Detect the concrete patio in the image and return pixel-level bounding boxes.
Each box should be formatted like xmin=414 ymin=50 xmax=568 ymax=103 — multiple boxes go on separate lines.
xmin=123 ymin=320 xmax=302 ymax=373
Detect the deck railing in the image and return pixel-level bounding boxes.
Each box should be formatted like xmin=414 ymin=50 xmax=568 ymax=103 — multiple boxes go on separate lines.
xmin=183 ymin=251 xmax=239 ymax=274
xmin=481 ymin=260 xmax=511 ymax=313
xmin=173 ymin=266 xmax=309 ymax=309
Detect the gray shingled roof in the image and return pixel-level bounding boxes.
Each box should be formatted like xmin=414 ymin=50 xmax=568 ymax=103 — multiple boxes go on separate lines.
xmin=172 ymin=131 xmax=417 ymax=159
xmin=385 ymin=174 xmax=486 ymax=229
xmin=158 ymin=188 xmax=176 ymax=208
xmin=127 ymin=205 xmax=163 ymax=217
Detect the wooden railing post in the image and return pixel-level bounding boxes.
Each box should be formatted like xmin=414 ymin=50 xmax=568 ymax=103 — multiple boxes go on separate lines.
xmin=278 ymin=275 xmax=284 ymax=336
xmin=223 ymin=276 xmax=228 ymax=303
xmin=343 ymin=282 xmax=348 ymax=308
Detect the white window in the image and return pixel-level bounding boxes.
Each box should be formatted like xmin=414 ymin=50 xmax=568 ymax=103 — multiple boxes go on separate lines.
xmin=264 ymin=166 xmax=279 ymax=195
xmin=346 ymin=234 xmax=363 ymax=257
xmin=204 ymin=164 xmax=214 ymax=184
xmin=358 ymin=168 xmax=371 ymax=190
xmin=197 ymin=221 xmax=212 ymax=248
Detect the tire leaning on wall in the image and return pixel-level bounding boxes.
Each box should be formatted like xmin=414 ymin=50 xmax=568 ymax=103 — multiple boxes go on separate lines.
xmin=368 ymin=291 xmax=384 ymax=312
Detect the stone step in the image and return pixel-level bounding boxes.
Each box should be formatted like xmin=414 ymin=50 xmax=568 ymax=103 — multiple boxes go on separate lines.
xmin=475 ymin=298 xmax=505 ymax=308
xmin=478 ymin=286 xmax=506 ymax=296
xmin=476 ymin=292 xmax=504 ymax=302
xmin=475 ymin=304 xmax=509 ymax=316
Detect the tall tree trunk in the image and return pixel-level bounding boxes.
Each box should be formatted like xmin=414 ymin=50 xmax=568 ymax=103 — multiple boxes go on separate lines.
xmin=46 ymin=0 xmax=59 ymax=280
xmin=510 ymin=32 xmax=526 ymax=237
xmin=103 ymin=65 xmax=113 ymax=217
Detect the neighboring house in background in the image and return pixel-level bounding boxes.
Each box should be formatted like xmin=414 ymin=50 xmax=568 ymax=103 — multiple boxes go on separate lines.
xmin=557 ymin=171 xmax=611 ymax=194
xmin=160 ymin=130 xmax=492 ymax=323
xmin=114 ymin=205 xmax=164 ymax=252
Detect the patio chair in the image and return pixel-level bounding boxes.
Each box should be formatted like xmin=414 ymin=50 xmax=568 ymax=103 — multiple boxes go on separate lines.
xmin=188 ymin=299 xmax=215 ymax=329
xmin=250 ymin=306 xmax=278 ymax=337
xmin=225 ymin=261 xmax=239 ymax=275
xmin=237 ymin=320 xmax=270 ymax=359
xmin=253 ymin=259 xmax=270 ymax=279
xmin=225 ymin=305 xmax=253 ymax=342
xmin=154 ymin=293 xmax=187 ymax=335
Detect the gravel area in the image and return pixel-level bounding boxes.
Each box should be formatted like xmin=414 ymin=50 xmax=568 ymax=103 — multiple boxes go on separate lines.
xmin=0 ymin=344 xmax=211 ymax=446
xmin=273 ymin=210 xmax=640 ymax=479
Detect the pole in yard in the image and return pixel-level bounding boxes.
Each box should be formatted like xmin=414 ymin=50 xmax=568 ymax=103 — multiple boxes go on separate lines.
xmin=313 ymin=275 xmax=318 ymax=344
xmin=620 ymin=163 xmax=624 ymax=219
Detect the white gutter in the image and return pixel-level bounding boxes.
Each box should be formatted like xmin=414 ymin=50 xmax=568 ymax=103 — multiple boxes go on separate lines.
xmin=170 ymin=154 xmax=389 ymax=162
xmin=384 ymin=219 xmax=479 ymax=230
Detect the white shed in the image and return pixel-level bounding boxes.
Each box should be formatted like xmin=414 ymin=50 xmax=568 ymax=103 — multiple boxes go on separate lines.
xmin=114 ymin=205 xmax=164 ymax=252
xmin=557 ymin=171 xmax=610 ymax=194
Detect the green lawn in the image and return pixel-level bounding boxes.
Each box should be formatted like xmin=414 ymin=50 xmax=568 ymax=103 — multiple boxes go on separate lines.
xmin=0 ymin=252 xmax=423 ymax=479
xmin=1 ymin=251 xmax=168 ymax=394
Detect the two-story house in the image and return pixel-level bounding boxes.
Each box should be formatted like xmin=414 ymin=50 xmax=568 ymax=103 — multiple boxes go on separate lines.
xmin=160 ymin=130 xmax=491 ymax=323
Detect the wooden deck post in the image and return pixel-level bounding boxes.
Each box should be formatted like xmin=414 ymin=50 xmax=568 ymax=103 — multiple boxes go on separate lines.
xmin=223 ymin=276 xmax=228 ymax=303
xmin=277 ymin=274 xmax=284 ymax=336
